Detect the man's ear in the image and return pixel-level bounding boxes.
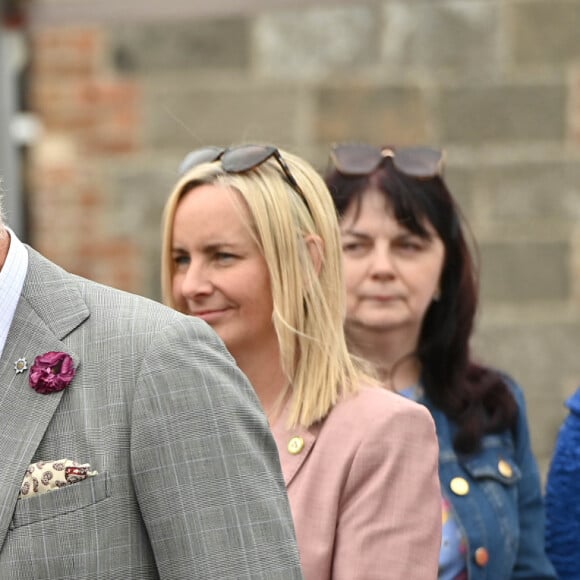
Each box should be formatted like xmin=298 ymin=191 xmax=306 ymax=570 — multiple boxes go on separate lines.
xmin=305 ymin=234 xmax=324 ymax=276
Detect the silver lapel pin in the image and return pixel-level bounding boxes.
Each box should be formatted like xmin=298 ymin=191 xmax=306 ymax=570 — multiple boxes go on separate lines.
xmin=14 ymin=358 xmax=28 ymax=374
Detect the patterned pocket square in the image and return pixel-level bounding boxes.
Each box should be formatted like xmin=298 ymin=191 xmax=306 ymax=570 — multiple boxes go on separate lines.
xmin=19 ymin=459 xmax=98 ymax=499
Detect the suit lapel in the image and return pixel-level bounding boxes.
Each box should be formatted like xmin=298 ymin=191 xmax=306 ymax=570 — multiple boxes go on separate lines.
xmin=0 ymin=248 xmax=88 ymax=549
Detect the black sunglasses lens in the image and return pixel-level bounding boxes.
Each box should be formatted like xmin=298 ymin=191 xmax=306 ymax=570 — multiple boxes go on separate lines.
xmin=178 ymin=146 xmax=225 ymax=175
xmin=333 ymin=144 xmax=383 ymax=175
xmin=222 ymin=145 xmax=275 ymax=173
xmin=392 ymin=147 xmax=442 ymax=178
xmin=224 ymin=145 xmax=308 ymax=213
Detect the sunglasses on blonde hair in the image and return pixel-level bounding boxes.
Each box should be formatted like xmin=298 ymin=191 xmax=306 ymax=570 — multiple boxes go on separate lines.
xmin=178 ymin=144 xmax=311 ymax=214
xmin=330 ymin=143 xmax=445 ymax=179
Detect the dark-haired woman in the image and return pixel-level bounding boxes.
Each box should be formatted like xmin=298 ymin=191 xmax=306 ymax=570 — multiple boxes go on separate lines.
xmin=325 ymin=143 xmax=557 ymax=579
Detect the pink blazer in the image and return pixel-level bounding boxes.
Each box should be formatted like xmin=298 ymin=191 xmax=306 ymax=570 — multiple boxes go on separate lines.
xmin=271 ymin=386 xmax=441 ymax=580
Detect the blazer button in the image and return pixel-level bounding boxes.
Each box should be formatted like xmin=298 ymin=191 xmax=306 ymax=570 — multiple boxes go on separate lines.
xmin=449 ymin=477 xmax=469 ymax=496
xmin=474 ymin=547 xmax=489 ymax=567
xmin=288 ymin=436 xmax=305 ymax=455
xmin=497 ymin=459 xmax=513 ymax=478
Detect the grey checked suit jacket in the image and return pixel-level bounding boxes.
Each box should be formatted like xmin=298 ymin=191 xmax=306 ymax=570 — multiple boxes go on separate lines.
xmin=0 ymin=247 xmax=303 ymax=579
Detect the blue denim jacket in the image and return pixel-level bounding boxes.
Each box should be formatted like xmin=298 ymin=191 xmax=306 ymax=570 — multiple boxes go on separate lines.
xmin=418 ymin=377 xmax=557 ymax=579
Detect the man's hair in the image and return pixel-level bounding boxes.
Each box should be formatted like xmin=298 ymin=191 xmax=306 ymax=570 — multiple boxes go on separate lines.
xmin=0 ymin=180 xmax=6 ymax=229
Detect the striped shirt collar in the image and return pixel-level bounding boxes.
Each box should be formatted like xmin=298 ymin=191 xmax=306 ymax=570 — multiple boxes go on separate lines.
xmin=0 ymin=228 xmax=29 ymax=360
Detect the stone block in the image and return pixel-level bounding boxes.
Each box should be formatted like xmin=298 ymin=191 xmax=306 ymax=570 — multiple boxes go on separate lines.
xmin=443 ymin=165 xmax=477 ymax=223
xmin=108 ymin=18 xmax=251 ymax=73
xmin=439 ymin=84 xmax=567 ymax=144
xmin=254 ymin=6 xmax=379 ymax=80
xmin=105 ymin=160 xmax=175 ymax=234
xmin=315 ymin=85 xmax=429 ymax=145
xmin=381 ymin=1 xmax=500 ymax=74
xmin=144 ymin=83 xmax=303 ymax=148
xmin=528 ymin=399 xmax=567 ymax=467
xmin=479 ymin=241 xmax=569 ymax=302
xmin=574 ymin=72 xmax=580 ymax=145
xmin=474 ymin=160 xmax=580 ymax=223
xmin=573 ymin=228 xmax=580 ymax=304
xmin=510 ymin=0 xmax=580 ymax=66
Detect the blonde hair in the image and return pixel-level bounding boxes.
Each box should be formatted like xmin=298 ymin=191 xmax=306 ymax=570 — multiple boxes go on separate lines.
xmin=161 ymin=146 xmax=368 ymax=427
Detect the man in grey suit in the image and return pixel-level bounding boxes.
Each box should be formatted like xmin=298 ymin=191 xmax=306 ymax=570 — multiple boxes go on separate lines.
xmin=0 ymin=192 xmax=303 ymax=579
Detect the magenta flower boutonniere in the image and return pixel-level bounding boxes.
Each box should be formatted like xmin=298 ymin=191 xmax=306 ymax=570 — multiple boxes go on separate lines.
xmin=29 ymin=352 xmax=76 ymax=394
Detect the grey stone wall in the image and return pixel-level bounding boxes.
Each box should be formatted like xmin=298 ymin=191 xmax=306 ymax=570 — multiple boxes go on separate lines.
xmin=28 ymin=0 xmax=580 ymax=474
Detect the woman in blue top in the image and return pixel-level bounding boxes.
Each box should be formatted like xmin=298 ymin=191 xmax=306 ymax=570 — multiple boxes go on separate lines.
xmin=324 ymin=143 xmax=557 ymax=579
xmin=545 ymin=387 xmax=580 ymax=579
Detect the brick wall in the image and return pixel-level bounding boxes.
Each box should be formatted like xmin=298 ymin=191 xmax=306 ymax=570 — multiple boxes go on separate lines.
xmin=25 ymin=0 xmax=580 ymax=473
xmin=27 ymin=26 xmax=143 ymax=291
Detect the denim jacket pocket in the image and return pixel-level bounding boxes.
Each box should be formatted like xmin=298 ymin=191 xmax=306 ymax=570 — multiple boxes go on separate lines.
xmin=462 ymin=451 xmax=522 ymax=486
xmin=461 ymin=434 xmax=522 ymax=487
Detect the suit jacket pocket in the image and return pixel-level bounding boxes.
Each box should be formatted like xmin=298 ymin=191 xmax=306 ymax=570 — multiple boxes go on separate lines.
xmin=11 ymin=472 xmax=109 ymax=529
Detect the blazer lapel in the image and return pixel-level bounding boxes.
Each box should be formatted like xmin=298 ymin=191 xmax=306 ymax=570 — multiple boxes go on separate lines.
xmin=0 ymin=248 xmax=88 ymax=549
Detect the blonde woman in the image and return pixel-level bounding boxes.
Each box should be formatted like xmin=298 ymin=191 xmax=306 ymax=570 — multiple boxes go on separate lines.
xmin=161 ymin=144 xmax=441 ymax=579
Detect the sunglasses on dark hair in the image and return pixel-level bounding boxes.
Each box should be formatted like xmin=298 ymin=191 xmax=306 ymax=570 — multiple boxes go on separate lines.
xmin=178 ymin=144 xmax=310 ymax=214
xmin=329 ymin=143 xmax=445 ymax=179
